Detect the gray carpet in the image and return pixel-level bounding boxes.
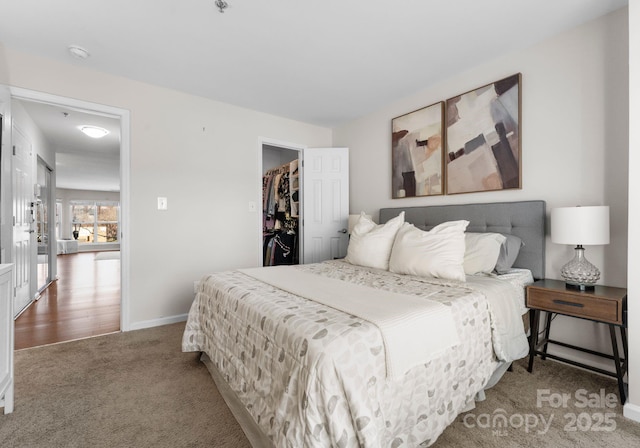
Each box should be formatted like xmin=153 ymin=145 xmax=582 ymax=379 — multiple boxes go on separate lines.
xmin=439 ymin=358 xmax=640 ymax=447
xmin=1 ymin=323 xmax=639 ymax=447
xmin=0 ymin=323 xmax=250 ymax=448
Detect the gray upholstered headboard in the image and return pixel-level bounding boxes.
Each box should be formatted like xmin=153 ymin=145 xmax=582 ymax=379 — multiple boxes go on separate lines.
xmin=379 ymin=200 xmax=546 ymax=280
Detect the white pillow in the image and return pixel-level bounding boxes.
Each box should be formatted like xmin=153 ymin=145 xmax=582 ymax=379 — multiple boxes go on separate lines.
xmin=388 ymin=220 xmax=469 ymax=281
xmin=463 ymin=232 xmax=507 ymax=275
xmin=344 ymin=212 xmax=405 ymax=270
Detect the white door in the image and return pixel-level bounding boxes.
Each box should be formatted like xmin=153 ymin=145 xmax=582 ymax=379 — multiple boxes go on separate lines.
xmin=302 ymin=147 xmax=349 ymax=264
xmin=12 ymin=126 xmax=34 ymax=317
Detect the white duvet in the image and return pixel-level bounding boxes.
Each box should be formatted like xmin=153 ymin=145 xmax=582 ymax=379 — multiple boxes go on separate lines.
xmin=240 ymin=265 xmax=460 ymax=379
xmin=464 ymin=275 xmax=530 ymax=361
xmin=183 ymin=260 xmax=531 ymax=447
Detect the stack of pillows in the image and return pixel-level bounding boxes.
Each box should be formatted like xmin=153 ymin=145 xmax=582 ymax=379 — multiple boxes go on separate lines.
xmin=344 ymin=211 xmax=523 ymax=282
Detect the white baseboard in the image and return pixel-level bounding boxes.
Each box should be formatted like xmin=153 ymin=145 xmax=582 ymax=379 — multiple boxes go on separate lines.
xmin=624 ymin=402 xmax=640 ymax=423
xmin=128 ymin=313 xmax=188 ymax=331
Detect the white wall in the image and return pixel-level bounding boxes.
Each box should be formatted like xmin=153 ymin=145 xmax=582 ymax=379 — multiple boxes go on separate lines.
xmin=0 ymin=86 xmax=10 ymax=265
xmin=263 ymin=145 xmax=299 ymax=172
xmin=335 ymin=9 xmax=629 ymax=372
xmin=625 ymin=0 xmax=640 ymax=421
xmin=0 ymin=45 xmax=332 ymax=328
xmin=12 ymin=100 xmax=55 ymax=168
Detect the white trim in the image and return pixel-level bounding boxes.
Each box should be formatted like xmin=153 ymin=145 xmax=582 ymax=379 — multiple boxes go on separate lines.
xmin=36 ymin=156 xmax=56 ymax=288
xmin=8 ymin=86 xmax=132 ymax=332
xmin=257 ymin=137 xmax=306 ymax=267
xmin=118 ymin=111 xmax=130 ymax=330
xmin=624 ymin=401 xmax=640 ymax=423
xmin=128 ymin=313 xmax=188 ymax=331
xmin=10 ymin=87 xmax=125 ymax=119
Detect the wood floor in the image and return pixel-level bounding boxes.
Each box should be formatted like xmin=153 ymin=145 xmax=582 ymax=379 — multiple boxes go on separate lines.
xmin=14 ymin=251 xmax=120 ymax=350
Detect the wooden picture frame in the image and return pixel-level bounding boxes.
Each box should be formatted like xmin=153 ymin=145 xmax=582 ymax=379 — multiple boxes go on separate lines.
xmin=391 ymin=102 xmax=444 ymax=198
xmin=445 ymin=73 xmax=522 ymax=195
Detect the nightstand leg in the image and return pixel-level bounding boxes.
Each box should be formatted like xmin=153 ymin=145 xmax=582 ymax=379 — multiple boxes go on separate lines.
xmin=621 ymin=327 xmax=628 ymax=365
xmin=528 ymin=309 xmax=541 ymax=373
xmin=609 ymin=325 xmax=626 ymax=404
xmin=541 ymin=312 xmax=552 ymax=360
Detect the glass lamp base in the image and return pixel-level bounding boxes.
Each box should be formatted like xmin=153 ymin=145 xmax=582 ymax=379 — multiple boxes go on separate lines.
xmin=560 ymin=245 xmax=600 ymax=290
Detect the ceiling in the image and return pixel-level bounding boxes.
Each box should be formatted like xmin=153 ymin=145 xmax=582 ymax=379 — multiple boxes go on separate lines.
xmin=0 ymin=0 xmax=628 ymax=191
xmin=17 ymin=100 xmax=121 ymax=192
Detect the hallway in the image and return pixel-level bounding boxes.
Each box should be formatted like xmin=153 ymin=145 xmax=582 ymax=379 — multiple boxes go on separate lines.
xmin=14 ymin=251 xmax=120 ymax=350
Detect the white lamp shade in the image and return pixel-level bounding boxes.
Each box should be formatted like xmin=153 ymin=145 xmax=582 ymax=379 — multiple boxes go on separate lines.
xmin=551 ymin=206 xmax=610 ymax=245
xmin=348 ymin=213 xmax=371 ymax=234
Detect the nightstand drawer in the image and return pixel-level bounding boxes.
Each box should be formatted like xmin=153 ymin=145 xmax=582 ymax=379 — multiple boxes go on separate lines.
xmin=527 ymin=288 xmax=620 ymax=324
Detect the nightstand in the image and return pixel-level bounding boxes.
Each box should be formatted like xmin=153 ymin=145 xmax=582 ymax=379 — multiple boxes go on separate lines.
xmin=526 ymin=279 xmax=628 ymax=403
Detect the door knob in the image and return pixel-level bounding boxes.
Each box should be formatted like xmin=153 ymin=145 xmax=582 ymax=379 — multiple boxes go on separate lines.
xmin=338 ymin=228 xmax=347 ymax=234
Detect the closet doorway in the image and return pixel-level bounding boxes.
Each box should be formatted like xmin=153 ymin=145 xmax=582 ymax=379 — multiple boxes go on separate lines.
xmin=261 ymin=142 xmax=302 ymax=267
xmin=259 ymin=139 xmax=350 ymax=266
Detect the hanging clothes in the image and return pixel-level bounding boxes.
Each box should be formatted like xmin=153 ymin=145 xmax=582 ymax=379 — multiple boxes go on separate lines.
xmin=263 ymin=160 xmax=299 ymax=266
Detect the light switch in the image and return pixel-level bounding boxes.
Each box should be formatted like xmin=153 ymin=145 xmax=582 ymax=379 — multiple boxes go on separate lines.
xmin=157 ymin=197 xmax=168 ymax=210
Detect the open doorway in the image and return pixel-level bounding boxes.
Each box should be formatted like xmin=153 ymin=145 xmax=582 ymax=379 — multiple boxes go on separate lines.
xmin=6 ymin=88 xmax=130 ymax=348
xmin=261 ymin=141 xmax=303 ymax=267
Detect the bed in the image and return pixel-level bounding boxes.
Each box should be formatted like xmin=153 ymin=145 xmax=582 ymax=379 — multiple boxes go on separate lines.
xmin=182 ymin=200 xmax=546 ymax=447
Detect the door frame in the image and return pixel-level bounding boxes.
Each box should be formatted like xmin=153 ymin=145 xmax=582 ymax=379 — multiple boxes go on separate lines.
xmin=35 ymin=155 xmax=54 ymax=293
xmin=8 ymin=87 xmax=132 ymax=331
xmin=257 ymin=137 xmax=305 ymax=267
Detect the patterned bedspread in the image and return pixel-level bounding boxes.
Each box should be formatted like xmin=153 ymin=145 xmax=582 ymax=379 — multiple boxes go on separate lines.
xmin=182 ymin=260 xmax=530 ymax=447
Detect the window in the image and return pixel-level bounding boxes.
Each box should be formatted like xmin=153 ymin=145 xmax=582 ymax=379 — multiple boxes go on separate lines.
xmin=70 ymin=201 xmax=119 ymax=243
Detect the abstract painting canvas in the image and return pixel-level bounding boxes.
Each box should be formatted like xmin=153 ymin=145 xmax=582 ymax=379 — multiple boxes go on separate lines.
xmin=445 ymin=73 xmax=521 ymax=194
xmin=391 ymin=102 xmax=444 ymax=198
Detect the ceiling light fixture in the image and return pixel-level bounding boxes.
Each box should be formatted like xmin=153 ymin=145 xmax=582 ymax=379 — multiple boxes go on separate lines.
xmin=79 ymin=125 xmax=109 ymax=139
xmin=215 ymin=0 xmax=228 ymax=13
xmin=68 ymin=45 xmax=90 ymax=60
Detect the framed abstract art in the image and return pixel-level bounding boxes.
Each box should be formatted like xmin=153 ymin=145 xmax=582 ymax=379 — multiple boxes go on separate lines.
xmin=391 ymin=102 xmax=444 ymax=198
xmin=445 ymin=73 xmax=522 ymax=195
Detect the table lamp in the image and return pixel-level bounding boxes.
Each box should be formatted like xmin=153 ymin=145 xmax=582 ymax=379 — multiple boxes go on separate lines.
xmin=550 ymin=205 xmax=610 ymax=291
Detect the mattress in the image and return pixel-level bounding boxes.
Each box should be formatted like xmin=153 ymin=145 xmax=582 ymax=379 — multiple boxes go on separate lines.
xmin=182 ymin=260 xmax=532 ymax=447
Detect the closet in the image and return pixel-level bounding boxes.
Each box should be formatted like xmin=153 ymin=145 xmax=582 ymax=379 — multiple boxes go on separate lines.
xmin=262 ymin=145 xmax=300 ymax=266
xmin=260 ymin=143 xmax=350 ymax=265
